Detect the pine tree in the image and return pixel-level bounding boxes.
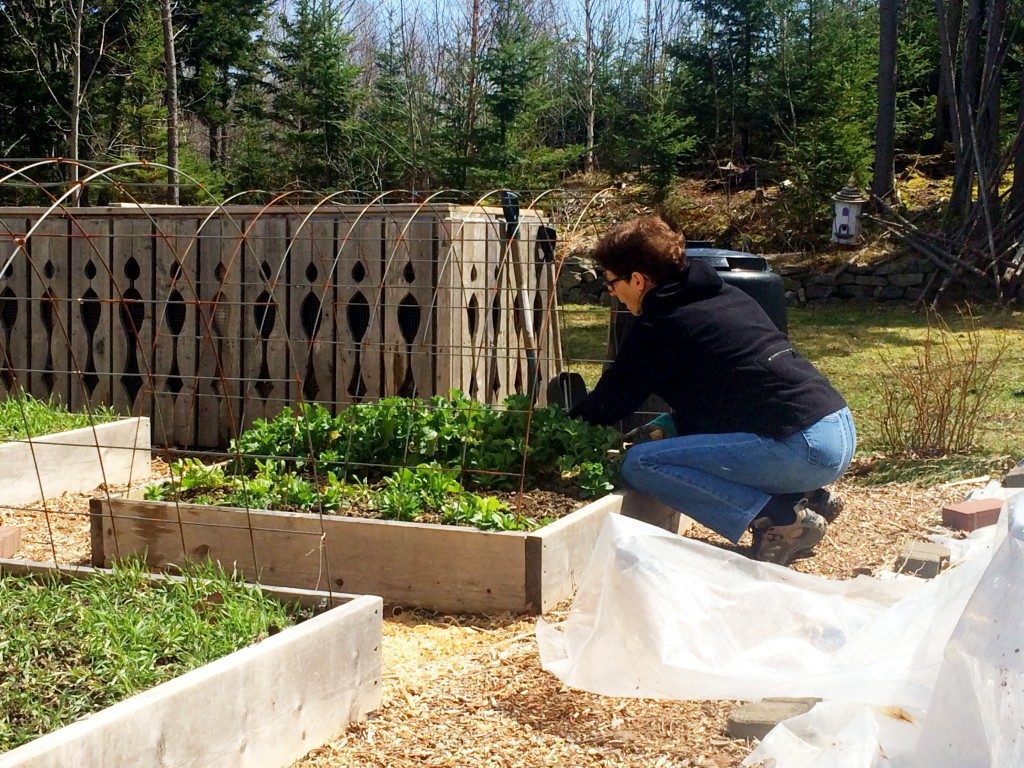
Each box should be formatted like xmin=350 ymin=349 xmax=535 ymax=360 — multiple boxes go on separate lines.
xmin=272 ymin=0 xmax=361 ymax=190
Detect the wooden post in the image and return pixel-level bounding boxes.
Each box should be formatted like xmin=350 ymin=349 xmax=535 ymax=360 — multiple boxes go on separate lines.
xmin=68 ymin=215 xmax=113 ymax=412
xmin=195 ymin=217 xmax=243 ymax=448
xmin=27 ymin=216 xmax=72 ymax=404
xmin=239 ymin=216 xmax=290 ymax=429
xmin=110 ymin=216 xmax=153 ymax=416
xmin=0 ymin=216 xmax=32 ymax=397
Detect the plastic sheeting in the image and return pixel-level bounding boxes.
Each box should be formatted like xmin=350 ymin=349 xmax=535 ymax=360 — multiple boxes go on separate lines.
xmin=538 ymin=491 xmax=1024 ymax=766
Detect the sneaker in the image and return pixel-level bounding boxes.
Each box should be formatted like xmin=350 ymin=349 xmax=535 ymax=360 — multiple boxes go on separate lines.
xmin=751 ymin=504 xmax=827 ymax=566
xmin=806 ymin=487 xmax=843 ymax=523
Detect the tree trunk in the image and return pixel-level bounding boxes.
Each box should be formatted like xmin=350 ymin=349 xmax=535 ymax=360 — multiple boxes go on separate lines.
xmin=462 ymin=0 xmax=482 ymax=187
xmin=1011 ymin=64 xmax=1024 ymax=217
xmin=872 ymin=0 xmax=900 ymax=201
xmin=583 ymin=0 xmax=596 ymax=173
xmin=948 ymin=0 xmax=984 ymax=222
xmin=161 ymin=0 xmax=180 ymax=205
xmin=933 ymin=0 xmax=962 ymax=150
xmin=70 ymin=0 xmax=84 ymax=205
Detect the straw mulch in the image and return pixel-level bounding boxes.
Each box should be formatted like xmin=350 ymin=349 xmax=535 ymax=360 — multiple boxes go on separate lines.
xmin=3 ymin=469 xmax=984 ymax=767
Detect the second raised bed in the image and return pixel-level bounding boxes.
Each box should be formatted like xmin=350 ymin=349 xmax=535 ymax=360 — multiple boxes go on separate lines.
xmin=90 ymin=490 xmax=687 ymax=614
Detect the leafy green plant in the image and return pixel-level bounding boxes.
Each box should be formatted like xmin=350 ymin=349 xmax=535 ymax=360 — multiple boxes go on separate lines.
xmin=149 ymin=392 xmax=623 ymax=532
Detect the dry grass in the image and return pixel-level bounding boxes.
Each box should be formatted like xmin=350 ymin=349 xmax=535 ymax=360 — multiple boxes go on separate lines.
xmin=3 ymin=469 xmax=986 ymax=767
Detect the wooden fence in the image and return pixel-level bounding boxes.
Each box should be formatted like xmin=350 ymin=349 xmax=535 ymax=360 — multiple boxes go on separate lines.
xmin=0 ymin=204 xmax=562 ymax=448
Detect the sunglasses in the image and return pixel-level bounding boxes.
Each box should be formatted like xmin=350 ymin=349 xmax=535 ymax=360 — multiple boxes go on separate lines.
xmin=603 ymin=275 xmax=628 ymax=292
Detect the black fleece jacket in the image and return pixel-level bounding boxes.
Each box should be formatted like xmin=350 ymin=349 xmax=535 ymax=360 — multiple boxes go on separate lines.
xmin=570 ymin=259 xmax=847 ymax=438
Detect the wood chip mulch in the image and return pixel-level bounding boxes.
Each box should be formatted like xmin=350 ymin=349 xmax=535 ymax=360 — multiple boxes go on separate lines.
xmin=2 ymin=470 xmax=986 ymax=767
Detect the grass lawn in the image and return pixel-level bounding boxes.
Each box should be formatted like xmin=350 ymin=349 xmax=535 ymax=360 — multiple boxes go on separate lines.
xmin=559 ymin=302 xmax=1024 ymax=484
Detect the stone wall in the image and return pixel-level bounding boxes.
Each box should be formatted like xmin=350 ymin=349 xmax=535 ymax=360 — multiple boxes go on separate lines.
xmin=775 ymin=256 xmax=937 ymax=305
xmin=555 ymin=253 xmax=986 ymax=306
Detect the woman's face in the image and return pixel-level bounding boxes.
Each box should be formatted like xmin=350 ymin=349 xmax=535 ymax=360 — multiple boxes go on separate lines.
xmin=604 ymin=269 xmax=652 ymax=316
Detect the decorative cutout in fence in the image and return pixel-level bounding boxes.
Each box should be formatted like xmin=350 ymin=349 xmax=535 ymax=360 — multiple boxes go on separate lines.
xmin=0 ymin=204 xmax=561 ymax=448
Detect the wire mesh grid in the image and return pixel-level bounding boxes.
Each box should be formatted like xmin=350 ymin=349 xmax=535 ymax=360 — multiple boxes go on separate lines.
xmin=0 ymin=159 xmax=626 ymax=610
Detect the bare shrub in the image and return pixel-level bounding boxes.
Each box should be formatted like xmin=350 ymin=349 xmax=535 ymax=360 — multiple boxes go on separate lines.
xmin=873 ymin=308 xmax=1008 ymax=457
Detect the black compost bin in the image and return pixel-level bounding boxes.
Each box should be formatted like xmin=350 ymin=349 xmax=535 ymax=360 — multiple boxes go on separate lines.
xmin=605 ymin=246 xmax=787 ymax=430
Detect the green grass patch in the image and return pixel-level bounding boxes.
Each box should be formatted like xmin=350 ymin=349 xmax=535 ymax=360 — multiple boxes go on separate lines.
xmin=0 ymin=394 xmax=118 ymax=442
xmin=559 ymin=302 xmax=1024 ymax=485
xmin=0 ymin=559 xmax=299 ymax=752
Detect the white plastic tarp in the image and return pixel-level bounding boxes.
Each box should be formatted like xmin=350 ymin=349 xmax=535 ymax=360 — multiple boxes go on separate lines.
xmin=537 ymin=491 xmax=1024 ymax=766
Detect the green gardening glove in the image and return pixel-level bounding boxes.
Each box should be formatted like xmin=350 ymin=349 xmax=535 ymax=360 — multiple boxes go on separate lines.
xmin=624 ymin=412 xmax=678 ymax=444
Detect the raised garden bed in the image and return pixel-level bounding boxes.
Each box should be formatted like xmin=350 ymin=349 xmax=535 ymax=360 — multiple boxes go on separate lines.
xmin=0 ymin=559 xmax=382 ymax=768
xmin=0 ymin=400 xmax=150 ymax=505
xmin=91 ymin=489 xmax=682 ymax=614
xmin=89 ymin=396 xmax=687 ymax=613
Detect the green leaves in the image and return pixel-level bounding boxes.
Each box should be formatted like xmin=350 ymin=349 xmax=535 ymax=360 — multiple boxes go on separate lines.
xmin=159 ymin=392 xmax=621 ymax=532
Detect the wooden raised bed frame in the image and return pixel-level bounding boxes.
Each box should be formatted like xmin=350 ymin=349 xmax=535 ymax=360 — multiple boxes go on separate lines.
xmin=0 ymin=417 xmax=151 ymax=506
xmin=0 ymin=559 xmax=382 ymax=768
xmin=91 ymin=490 xmax=689 ymax=614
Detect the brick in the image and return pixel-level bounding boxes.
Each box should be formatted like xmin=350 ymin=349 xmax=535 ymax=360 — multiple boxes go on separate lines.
xmin=941 ymin=498 xmax=1003 ymax=531
xmin=725 ymin=698 xmax=820 ymax=741
xmin=895 ymin=541 xmax=951 ymax=578
xmin=1002 ymin=461 xmax=1024 ymax=489
xmin=0 ymin=525 xmax=21 ymax=558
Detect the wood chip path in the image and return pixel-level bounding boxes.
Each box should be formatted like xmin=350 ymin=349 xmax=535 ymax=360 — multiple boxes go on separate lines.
xmin=2 ymin=473 xmax=979 ymax=767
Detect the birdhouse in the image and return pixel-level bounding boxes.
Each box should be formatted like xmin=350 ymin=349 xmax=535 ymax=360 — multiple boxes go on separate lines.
xmin=831 ymin=179 xmax=869 ymax=245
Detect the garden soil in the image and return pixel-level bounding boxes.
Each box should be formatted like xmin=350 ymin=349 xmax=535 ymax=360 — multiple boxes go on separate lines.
xmin=3 ymin=470 xmax=980 ymax=767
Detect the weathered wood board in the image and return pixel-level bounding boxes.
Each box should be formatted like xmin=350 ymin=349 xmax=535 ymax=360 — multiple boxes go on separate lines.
xmin=0 ymin=560 xmax=381 ymax=768
xmin=91 ymin=488 xmax=687 ymax=614
xmin=0 ymin=417 xmax=151 ymax=506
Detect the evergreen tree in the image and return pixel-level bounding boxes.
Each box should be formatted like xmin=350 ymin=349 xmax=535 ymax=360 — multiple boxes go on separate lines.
xmin=176 ymin=0 xmax=271 ymax=168
xmin=272 ymin=0 xmax=361 ymax=190
xmin=473 ymin=0 xmax=579 ymax=188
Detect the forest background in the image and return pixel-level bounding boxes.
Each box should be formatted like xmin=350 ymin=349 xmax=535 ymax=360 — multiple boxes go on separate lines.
xmin=1 ymin=0 xmax=1022 ymax=255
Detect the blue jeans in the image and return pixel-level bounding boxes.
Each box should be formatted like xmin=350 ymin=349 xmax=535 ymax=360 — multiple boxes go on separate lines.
xmin=620 ymin=407 xmax=856 ymax=543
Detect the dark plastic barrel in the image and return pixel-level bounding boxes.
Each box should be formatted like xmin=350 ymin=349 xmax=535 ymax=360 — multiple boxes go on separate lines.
xmin=605 ymin=247 xmax=788 ymax=429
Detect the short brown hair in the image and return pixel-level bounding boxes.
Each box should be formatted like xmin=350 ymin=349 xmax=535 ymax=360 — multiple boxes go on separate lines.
xmin=592 ymin=216 xmax=687 ymax=284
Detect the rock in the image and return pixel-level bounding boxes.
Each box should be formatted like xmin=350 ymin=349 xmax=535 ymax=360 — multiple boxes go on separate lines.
xmin=1003 ymin=460 xmax=1024 ymax=488
xmin=875 ymin=285 xmax=905 ymax=300
xmin=805 ymin=283 xmax=833 ymax=299
xmin=810 ymin=274 xmax=836 ymax=286
xmin=726 ymin=698 xmax=821 ymax=741
xmin=837 ymin=273 xmax=857 ymax=285
xmin=890 ymin=272 xmax=924 ymax=287
xmin=785 ymin=290 xmax=800 ymax=307
xmin=836 ymin=284 xmax=873 ymax=299
xmin=854 ymin=275 xmax=887 ymax=286
xmin=905 ymin=287 xmax=926 ymax=301
xmin=895 ymin=541 xmax=951 ymax=579
xmin=782 ymin=277 xmax=802 ymax=292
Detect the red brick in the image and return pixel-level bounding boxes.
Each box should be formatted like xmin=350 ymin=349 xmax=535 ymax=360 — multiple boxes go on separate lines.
xmin=941 ymin=498 xmax=1003 ymax=532
xmin=0 ymin=525 xmax=21 ymax=558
